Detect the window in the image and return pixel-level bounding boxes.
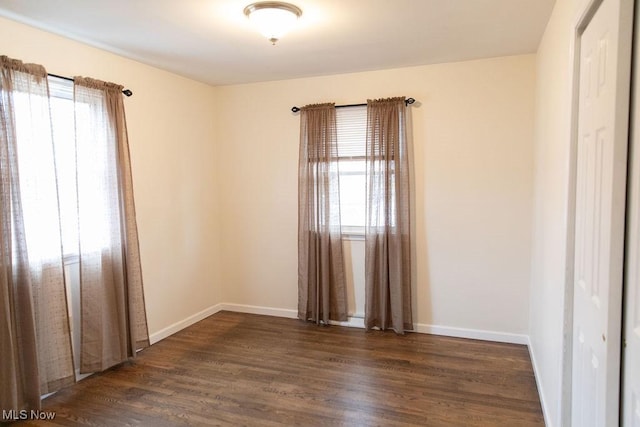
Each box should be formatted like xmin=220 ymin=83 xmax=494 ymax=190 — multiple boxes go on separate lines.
xmin=336 ymin=105 xmax=367 ymax=234
xmin=12 ymin=76 xmax=96 ymax=261
xmin=49 ymin=77 xmax=80 ymax=258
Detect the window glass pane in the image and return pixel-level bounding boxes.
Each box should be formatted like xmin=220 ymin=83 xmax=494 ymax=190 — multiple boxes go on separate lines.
xmin=74 ymin=93 xmax=113 ymax=254
xmin=47 ymin=77 xmax=82 ymax=257
xmin=12 ymin=77 xmax=108 ymax=259
xmin=49 ymin=85 xmax=79 ymax=256
xmin=13 ymin=90 xmax=61 ymax=262
xmin=336 ymin=106 xmax=367 ymax=229
xmin=339 ymin=160 xmax=366 ymax=228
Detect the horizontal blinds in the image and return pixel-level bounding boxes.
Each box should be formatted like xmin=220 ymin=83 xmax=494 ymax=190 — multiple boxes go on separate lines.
xmin=48 ymin=75 xmax=74 ymax=100
xmin=336 ymin=105 xmax=366 ymax=158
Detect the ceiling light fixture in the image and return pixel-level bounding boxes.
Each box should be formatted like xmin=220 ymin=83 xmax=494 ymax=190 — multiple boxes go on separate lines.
xmin=244 ymin=1 xmax=302 ymax=45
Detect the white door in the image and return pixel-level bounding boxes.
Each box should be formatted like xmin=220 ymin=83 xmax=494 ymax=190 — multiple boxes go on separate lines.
xmin=571 ymin=0 xmax=633 ymax=426
xmin=622 ymin=3 xmax=640 ymax=424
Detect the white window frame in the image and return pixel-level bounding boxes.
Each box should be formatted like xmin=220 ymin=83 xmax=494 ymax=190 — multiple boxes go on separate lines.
xmin=48 ymin=76 xmax=80 ymax=263
xmin=336 ymin=105 xmax=367 ymax=238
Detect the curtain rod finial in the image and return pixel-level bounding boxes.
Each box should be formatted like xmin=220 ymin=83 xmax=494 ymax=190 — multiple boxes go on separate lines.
xmin=123 ymin=89 xmax=133 ymax=97
xmin=292 ymin=106 xmax=300 ymax=113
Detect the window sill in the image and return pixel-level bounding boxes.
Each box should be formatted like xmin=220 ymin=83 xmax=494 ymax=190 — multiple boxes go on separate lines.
xmin=63 ymin=254 xmax=80 ymax=265
xmin=341 ymin=226 xmax=365 ymax=241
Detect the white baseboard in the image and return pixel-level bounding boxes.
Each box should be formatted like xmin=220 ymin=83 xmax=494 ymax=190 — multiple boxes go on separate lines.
xmin=219 ymin=303 xmax=298 ymax=319
xmin=150 ymin=303 xmax=528 ymax=346
xmin=528 ymin=337 xmax=553 ymax=427
xmin=149 ymin=303 xmax=224 ymax=344
xmin=219 ymin=304 xmax=370 ymax=329
xmin=412 ymin=323 xmax=529 ymax=345
xmin=330 ymin=314 xmax=365 ymax=328
xmin=216 ymin=303 xmax=528 ymax=345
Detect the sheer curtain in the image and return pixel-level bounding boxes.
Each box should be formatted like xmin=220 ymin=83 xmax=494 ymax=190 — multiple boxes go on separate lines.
xmin=0 ymin=56 xmax=74 ymax=412
xmin=73 ymin=77 xmax=149 ymax=373
xmin=365 ymin=97 xmax=413 ymax=333
xmin=298 ymin=103 xmax=348 ymax=324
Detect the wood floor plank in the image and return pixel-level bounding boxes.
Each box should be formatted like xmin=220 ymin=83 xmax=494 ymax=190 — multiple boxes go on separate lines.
xmin=15 ymin=311 xmax=544 ymax=426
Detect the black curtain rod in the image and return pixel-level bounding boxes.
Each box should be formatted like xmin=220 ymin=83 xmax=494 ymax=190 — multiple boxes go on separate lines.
xmin=291 ymin=97 xmax=415 ymax=113
xmin=48 ymin=73 xmax=133 ymax=97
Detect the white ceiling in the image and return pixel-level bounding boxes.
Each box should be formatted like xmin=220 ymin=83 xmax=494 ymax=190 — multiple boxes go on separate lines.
xmin=0 ymin=0 xmax=555 ymax=86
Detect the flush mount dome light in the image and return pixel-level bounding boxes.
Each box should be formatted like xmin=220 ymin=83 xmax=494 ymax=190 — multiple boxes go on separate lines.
xmin=244 ymin=1 xmax=302 ymax=45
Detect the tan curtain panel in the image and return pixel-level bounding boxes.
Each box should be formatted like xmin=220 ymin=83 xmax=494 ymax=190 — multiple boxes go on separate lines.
xmin=0 ymin=56 xmax=74 ymax=412
xmin=365 ymin=97 xmax=413 ymax=333
xmin=73 ymin=77 xmax=149 ymax=373
xmin=298 ymin=103 xmax=348 ymax=324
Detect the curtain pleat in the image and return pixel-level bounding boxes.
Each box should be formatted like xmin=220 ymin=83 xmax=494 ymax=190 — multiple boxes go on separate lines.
xmin=364 ymin=97 xmax=413 ymax=333
xmin=0 ymin=56 xmax=74 ymax=412
xmin=73 ymin=77 xmax=149 ymax=373
xmin=298 ymin=103 xmax=348 ymax=324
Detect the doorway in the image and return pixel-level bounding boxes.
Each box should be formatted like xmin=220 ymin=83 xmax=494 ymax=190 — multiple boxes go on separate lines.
xmin=567 ymin=0 xmax=634 ymax=425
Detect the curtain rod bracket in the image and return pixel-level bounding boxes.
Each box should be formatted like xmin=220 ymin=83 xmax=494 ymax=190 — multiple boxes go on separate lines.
xmin=291 ymin=97 xmax=415 ymax=113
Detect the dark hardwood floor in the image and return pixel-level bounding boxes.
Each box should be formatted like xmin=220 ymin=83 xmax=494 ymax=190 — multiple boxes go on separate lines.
xmin=19 ymin=311 xmax=544 ymax=426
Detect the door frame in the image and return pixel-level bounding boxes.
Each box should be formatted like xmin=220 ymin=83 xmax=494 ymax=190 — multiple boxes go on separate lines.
xmin=562 ymin=0 xmax=635 ymax=425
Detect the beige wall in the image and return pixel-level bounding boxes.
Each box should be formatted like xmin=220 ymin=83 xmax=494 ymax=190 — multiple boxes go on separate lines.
xmin=1 ymin=15 xmax=538 ymax=346
xmin=0 ymin=17 xmax=223 ymax=337
xmin=529 ymin=0 xmax=589 ymax=425
xmin=215 ymin=55 xmax=536 ymax=336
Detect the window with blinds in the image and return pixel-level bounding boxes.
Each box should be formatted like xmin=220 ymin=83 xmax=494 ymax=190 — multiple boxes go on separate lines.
xmin=13 ymin=76 xmax=95 ymax=260
xmin=48 ymin=77 xmax=80 ymax=259
xmin=336 ymin=105 xmax=366 ymax=232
